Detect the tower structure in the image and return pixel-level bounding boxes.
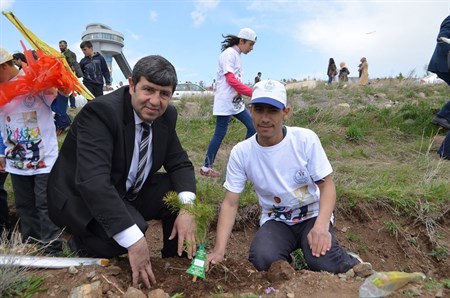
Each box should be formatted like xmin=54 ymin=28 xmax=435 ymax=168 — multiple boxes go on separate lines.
xmin=81 ymin=23 xmax=131 ymax=80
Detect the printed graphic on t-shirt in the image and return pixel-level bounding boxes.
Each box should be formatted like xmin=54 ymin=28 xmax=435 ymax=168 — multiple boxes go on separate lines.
xmin=266 ymin=185 xmax=317 ymax=223
xmin=5 ymin=111 xmax=47 ymax=170
xmin=232 ymin=94 xmax=244 ymax=110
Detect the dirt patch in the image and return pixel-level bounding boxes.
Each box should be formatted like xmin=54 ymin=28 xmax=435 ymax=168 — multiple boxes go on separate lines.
xmin=20 ymin=203 xmax=450 ymax=297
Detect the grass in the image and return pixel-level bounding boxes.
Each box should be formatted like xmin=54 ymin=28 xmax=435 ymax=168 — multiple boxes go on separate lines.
xmin=0 ymin=228 xmax=46 ymax=297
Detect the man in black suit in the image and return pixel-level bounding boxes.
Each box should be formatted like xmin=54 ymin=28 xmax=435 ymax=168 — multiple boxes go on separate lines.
xmin=47 ymin=55 xmax=197 ymax=288
xmin=428 ymin=15 xmax=450 ymax=129
xmin=428 ymin=15 xmax=450 ymax=159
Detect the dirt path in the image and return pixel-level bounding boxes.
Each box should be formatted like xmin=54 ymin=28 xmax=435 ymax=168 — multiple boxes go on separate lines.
xmin=25 ymin=203 xmax=449 ymax=297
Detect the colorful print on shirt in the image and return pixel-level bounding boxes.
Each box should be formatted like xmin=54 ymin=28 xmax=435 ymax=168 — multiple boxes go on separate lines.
xmin=5 ymin=111 xmax=47 ymax=170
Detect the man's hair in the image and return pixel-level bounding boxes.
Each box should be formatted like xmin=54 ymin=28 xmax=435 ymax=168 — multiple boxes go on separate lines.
xmin=59 ymin=40 xmax=67 ymax=45
xmin=80 ymin=40 xmax=93 ymax=49
xmin=131 ymin=55 xmax=178 ymax=92
xmin=12 ymin=52 xmax=27 ymax=63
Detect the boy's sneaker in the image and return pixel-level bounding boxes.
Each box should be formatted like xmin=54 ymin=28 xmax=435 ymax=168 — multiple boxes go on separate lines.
xmin=348 ymin=251 xmax=364 ymax=263
xmin=200 ymin=166 xmax=220 ymax=177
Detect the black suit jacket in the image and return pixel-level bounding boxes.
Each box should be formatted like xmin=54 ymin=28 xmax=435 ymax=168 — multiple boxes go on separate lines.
xmin=428 ymin=15 xmax=450 ymax=75
xmin=47 ymin=86 xmax=196 ymax=238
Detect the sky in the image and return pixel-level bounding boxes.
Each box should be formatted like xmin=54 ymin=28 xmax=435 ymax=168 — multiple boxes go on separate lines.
xmin=1 ymin=0 xmax=450 ymax=87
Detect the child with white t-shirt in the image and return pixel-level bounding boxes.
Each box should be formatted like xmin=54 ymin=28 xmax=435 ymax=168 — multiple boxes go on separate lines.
xmin=206 ymin=80 xmax=361 ymax=273
xmin=200 ymin=28 xmax=258 ymax=177
xmin=0 ymin=47 xmax=62 ymax=253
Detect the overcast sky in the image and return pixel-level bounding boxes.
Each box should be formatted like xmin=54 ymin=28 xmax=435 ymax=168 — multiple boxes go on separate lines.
xmin=1 ymin=0 xmax=449 ymax=86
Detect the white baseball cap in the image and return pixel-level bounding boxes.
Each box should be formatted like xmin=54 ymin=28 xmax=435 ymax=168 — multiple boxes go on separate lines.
xmin=237 ymin=28 xmax=257 ymax=42
xmin=250 ymin=80 xmax=287 ymax=109
xmin=0 ymin=48 xmax=13 ymax=65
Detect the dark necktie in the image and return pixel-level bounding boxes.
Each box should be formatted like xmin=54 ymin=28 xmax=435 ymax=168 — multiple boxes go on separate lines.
xmin=126 ymin=123 xmax=150 ymax=201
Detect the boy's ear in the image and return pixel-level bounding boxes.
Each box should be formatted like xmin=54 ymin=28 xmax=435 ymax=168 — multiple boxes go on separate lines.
xmin=283 ymin=106 xmax=291 ymax=119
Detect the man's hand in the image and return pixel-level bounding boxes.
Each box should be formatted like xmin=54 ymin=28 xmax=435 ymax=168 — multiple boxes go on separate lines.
xmin=307 ymin=224 xmax=332 ymax=258
xmin=127 ymin=237 xmax=156 ymax=289
xmin=169 ymin=210 xmax=197 ymax=258
xmin=206 ymin=250 xmax=225 ymax=272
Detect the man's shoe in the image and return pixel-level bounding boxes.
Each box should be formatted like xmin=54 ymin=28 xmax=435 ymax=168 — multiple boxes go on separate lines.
xmin=348 ymin=251 xmax=364 ymax=263
xmin=432 ymin=116 xmax=450 ymax=130
xmin=200 ymin=166 xmax=220 ymax=177
xmin=67 ymin=236 xmax=94 ymax=257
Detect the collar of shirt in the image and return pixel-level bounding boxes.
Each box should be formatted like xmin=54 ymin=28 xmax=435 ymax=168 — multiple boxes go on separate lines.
xmin=132 ymin=110 xmax=153 ymax=127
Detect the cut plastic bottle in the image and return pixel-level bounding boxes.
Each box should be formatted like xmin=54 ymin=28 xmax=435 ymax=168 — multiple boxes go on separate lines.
xmin=359 ymin=271 xmax=426 ymax=298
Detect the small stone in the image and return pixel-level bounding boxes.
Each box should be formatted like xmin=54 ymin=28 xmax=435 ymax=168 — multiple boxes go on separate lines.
xmin=408 ymin=286 xmax=422 ymax=296
xmin=435 ymin=288 xmax=444 ymax=298
xmin=123 ymin=287 xmax=146 ymax=298
xmin=69 ymin=281 xmax=102 ymax=297
xmin=267 ymin=260 xmax=295 ymax=282
xmin=345 ymin=268 xmax=355 ymax=279
xmin=107 ymin=265 xmax=122 ymax=276
xmin=68 ymin=266 xmax=78 ymax=274
xmin=86 ymin=270 xmax=96 ymax=279
xmin=147 ymin=288 xmax=170 ymax=298
xmin=287 ymin=293 xmax=295 ymax=298
xmin=353 ymin=262 xmax=374 ymax=278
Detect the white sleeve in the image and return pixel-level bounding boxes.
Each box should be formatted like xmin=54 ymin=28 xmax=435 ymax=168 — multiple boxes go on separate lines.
xmin=112 ymin=224 xmax=144 ymax=248
xmin=223 ymin=145 xmax=247 ymax=194
xmin=306 ymin=131 xmax=333 ymax=181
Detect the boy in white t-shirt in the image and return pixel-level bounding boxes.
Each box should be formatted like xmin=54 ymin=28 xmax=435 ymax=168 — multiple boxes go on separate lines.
xmin=206 ymin=80 xmax=360 ymax=272
xmin=0 ymin=47 xmax=62 ymax=253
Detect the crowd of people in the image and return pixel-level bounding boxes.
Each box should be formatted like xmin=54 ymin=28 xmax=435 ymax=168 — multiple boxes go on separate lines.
xmin=326 ymin=57 xmax=368 ymax=85
xmin=0 ymin=19 xmax=448 ymax=289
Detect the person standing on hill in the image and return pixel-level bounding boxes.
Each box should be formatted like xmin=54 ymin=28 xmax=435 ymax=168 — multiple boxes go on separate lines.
xmin=358 ymin=57 xmax=369 ymax=85
xmin=254 ymin=72 xmax=262 ymax=84
xmin=428 ymin=15 xmax=450 ymax=159
xmin=428 ymin=15 xmax=450 ymax=130
xmin=206 ymin=80 xmax=361 ymax=273
xmin=200 ymin=28 xmax=257 ymax=177
xmin=79 ymin=40 xmax=112 ymax=97
xmin=338 ymin=62 xmax=350 ymax=83
xmin=327 ymin=58 xmax=337 ymax=85
xmin=59 ymin=40 xmax=82 ymax=109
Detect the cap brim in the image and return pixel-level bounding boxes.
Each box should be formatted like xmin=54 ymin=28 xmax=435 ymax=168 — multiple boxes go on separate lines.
xmin=250 ymin=97 xmax=284 ymax=109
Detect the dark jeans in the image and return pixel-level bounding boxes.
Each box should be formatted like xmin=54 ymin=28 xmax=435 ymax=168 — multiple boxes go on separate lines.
xmin=203 ymin=109 xmax=256 ymax=168
xmin=51 ymin=94 xmax=71 ymax=130
xmin=10 ymin=173 xmax=61 ymax=243
xmin=70 ymin=173 xmax=181 ymax=258
xmin=83 ymin=82 xmax=104 ymax=98
xmin=434 ymin=71 xmax=450 ymax=121
xmin=69 ymin=94 xmax=76 ymax=108
xmin=248 ymin=218 xmax=359 ymax=272
xmin=0 ymin=172 xmax=9 ymax=237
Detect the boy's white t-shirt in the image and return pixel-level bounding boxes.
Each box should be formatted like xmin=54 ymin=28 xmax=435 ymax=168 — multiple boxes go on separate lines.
xmin=224 ymin=126 xmax=334 ymax=226
xmin=212 ymin=46 xmax=245 ymax=116
xmin=0 ymin=72 xmax=58 ymax=175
